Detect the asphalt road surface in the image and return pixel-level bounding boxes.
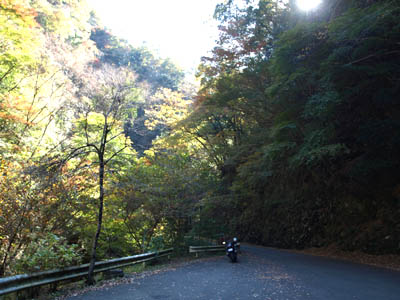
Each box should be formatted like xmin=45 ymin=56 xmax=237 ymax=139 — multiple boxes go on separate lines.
xmin=66 ymin=245 xmax=400 ymax=300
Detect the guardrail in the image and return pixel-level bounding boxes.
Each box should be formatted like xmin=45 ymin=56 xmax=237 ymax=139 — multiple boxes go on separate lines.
xmin=184 ymin=233 xmax=225 ymax=246
xmin=189 ymin=243 xmax=241 ymax=257
xmin=0 ymin=248 xmax=173 ymax=297
xmin=189 ymin=245 xmax=225 ymax=257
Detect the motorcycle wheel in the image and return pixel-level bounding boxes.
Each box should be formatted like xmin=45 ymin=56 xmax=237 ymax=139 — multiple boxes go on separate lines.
xmin=228 ymin=252 xmax=237 ymax=263
xmin=232 ymin=253 xmax=237 ymax=263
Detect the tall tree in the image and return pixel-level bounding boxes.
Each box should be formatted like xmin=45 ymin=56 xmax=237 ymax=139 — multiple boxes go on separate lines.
xmin=62 ymin=65 xmax=141 ymax=284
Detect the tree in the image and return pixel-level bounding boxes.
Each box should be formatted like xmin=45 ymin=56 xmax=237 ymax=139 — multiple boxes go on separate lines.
xmin=186 ymin=0 xmax=400 ymax=252
xmin=90 ymin=28 xmax=184 ymax=92
xmin=90 ymin=28 xmax=186 ymax=154
xmin=62 ymin=64 xmax=141 ymax=284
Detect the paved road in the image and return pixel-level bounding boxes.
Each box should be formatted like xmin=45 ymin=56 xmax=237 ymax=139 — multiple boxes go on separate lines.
xmin=66 ymin=245 xmax=400 ymax=300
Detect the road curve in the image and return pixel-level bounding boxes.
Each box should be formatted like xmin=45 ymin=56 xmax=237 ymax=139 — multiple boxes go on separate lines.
xmin=66 ymin=245 xmax=400 ymax=300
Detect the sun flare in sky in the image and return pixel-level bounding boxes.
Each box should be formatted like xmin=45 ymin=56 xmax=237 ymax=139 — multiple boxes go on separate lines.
xmin=296 ymin=0 xmax=322 ymax=11
xmin=87 ymin=0 xmax=323 ymax=76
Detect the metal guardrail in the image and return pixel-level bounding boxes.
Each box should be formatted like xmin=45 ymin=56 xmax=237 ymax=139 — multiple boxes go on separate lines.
xmin=0 ymin=248 xmax=173 ymax=297
xmin=189 ymin=245 xmax=226 ymax=257
xmin=189 ymin=243 xmax=241 ymax=257
xmin=184 ymin=234 xmax=225 ymax=246
xmin=189 ymin=245 xmax=226 ymax=252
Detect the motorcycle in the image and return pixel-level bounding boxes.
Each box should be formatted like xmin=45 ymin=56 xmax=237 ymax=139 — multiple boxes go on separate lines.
xmin=224 ymin=237 xmax=239 ymax=263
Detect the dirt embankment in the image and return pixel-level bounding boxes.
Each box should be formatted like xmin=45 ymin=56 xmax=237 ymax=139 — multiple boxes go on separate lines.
xmin=292 ymin=245 xmax=400 ymax=271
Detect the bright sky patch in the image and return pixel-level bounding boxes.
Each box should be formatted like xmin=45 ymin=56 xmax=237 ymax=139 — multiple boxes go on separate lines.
xmin=86 ymin=0 xmax=219 ymax=75
xmin=296 ymin=0 xmax=322 ymax=11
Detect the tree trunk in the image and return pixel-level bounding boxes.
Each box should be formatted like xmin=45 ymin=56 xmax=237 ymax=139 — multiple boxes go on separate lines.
xmin=87 ymin=158 xmax=105 ymax=285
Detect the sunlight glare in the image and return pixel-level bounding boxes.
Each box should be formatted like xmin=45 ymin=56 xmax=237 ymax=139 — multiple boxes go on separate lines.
xmin=86 ymin=0 xmax=219 ymax=75
xmin=296 ymin=0 xmax=322 ymax=11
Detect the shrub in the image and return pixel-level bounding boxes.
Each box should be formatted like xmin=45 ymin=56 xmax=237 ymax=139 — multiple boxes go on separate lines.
xmin=14 ymin=233 xmax=82 ymax=274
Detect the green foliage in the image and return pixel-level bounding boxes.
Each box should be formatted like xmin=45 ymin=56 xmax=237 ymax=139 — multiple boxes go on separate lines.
xmin=189 ymin=0 xmax=400 ymax=254
xmin=14 ymin=233 xmax=82 ymax=273
xmin=148 ymin=235 xmax=165 ymax=252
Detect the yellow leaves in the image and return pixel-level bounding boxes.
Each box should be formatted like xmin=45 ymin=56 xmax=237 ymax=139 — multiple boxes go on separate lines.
xmin=143 ymin=149 xmax=155 ymax=158
xmin=28 ymin=0 xmax=92 ymax=41
xmin=83 ymin=112 xmax=122 ymax=130
xmin=0 ymin=0 xmax=38 ymax=24
xmin=145 ymin=88 xmax=192 ymax=130
xmin=0 ymin=1 xmax=101 ymax=160
xmin=0 ymin=7 xmax=42 ymax=63
xmin=86 ymin=111 xmax=105 ymax=125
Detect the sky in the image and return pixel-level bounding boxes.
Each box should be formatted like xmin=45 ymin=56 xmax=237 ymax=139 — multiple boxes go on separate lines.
xmin=86 ymin=0 xmax=221 ymax=75
xmin=85 ymin=0 xmax=322 ymax=76
xmin=296 ymin=0 xmax=322 ymax=11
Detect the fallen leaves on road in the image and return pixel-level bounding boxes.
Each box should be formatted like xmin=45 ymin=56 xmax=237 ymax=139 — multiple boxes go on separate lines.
xmin=52 ymin=256 xmax=220 ymax=299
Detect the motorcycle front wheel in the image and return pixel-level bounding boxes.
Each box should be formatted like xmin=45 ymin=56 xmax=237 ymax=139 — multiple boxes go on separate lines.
xmin=229 ymin=252 xmax=237 ymax=263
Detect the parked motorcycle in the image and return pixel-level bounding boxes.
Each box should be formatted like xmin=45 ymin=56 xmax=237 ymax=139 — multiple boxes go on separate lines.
xmin=224 ymin=237 xmax=239 ymax=262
